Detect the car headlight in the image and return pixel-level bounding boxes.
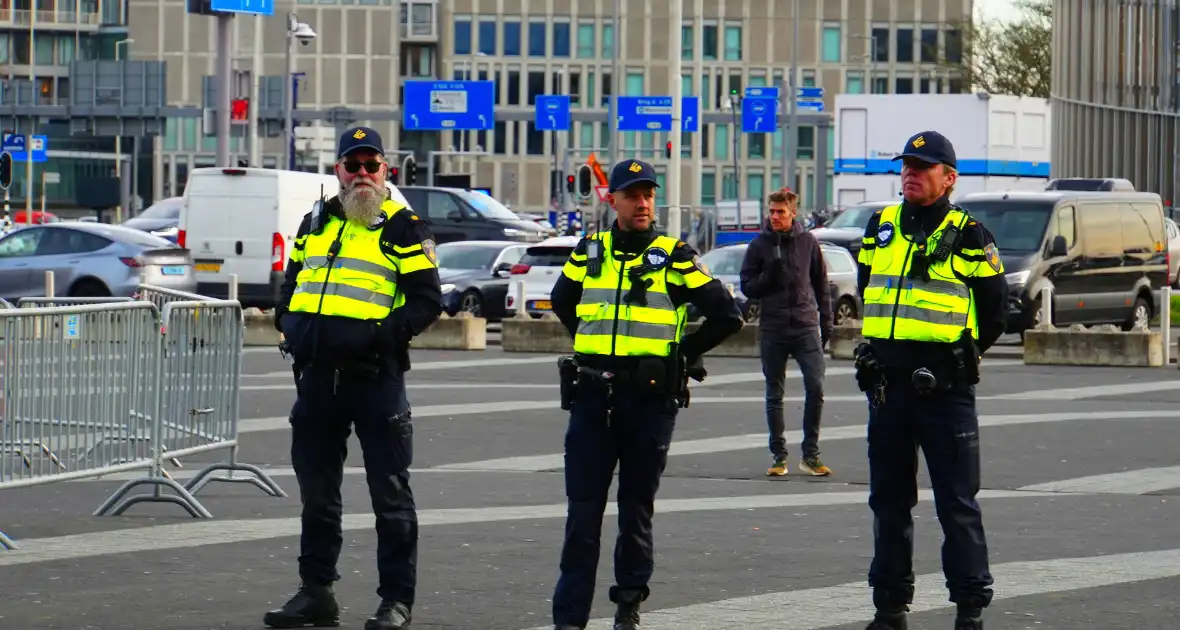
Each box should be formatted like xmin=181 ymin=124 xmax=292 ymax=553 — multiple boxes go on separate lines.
xmin=440 ymin=283 xmax=456 ymax=294
xmin=1005 ymin=269 xmax=1030 ymax=285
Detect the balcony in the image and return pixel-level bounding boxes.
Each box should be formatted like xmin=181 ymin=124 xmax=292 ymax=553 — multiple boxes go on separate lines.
xmin=400 ymin=0 xmax=437 ymax=42
xmin=0 ymin=8 xmax=103 ymax=29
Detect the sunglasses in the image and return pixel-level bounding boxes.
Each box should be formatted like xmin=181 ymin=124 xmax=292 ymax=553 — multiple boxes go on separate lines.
xmin=341 ymin=159 xmax=384 ymax=174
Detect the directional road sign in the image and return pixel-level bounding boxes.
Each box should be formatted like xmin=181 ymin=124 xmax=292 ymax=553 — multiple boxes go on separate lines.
xmin=403 ymin=80 xmax=496 ymax=131
xmin=615 ymin=96 xmax=700 ymax=132
xmin=4 ymin=134 xmax=47 ymax=163
xmin=535 ymin=95 xmax=571 ymax=131
xmin=741 ymin=97 xmax=778 ymax=133
xmin=745 ymin=86 xmax=779 ymax=100
xmin=797 ymin=86 xmax=825 ymax=112
xmin=209 ymin=0 xmax=274 ymax=15
xmin=797 ymin=87 xmax=825 ymax=99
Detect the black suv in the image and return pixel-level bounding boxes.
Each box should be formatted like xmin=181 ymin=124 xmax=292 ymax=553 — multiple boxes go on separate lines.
xmin=397 ymin=186 xmax=553 ymax=244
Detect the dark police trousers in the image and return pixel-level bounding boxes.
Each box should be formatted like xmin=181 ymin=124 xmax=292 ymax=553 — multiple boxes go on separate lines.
xmin=289 ymin=362 xmax=418 ymax=605
xmin=552 ymin=379 xmax=677 ymax=627
xmin=866 ymin=376 xmax=994 ymax=610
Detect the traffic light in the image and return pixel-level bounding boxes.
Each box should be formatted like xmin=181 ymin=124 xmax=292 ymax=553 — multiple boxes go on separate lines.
xmin=0 ymin=151 xmax=10 ymax=191
xmin=665 ymin=141 xmax=672 ymax=159
xmin=566 ymin=174 xmax=575 ymax=193
xmin=575 ymin=164 xmax=593 ymax=200
xmin=230 ymin=98 xmax=249 ymax=123
xmin=401 ymin=154 xmax=417 ymax=186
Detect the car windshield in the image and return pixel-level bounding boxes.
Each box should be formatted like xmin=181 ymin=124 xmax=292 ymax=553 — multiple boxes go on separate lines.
xmin=436 ymin=244 xmax=501 ymax=270
xmin=827 ymin=205 xmax=881 ymax=229
xmin=521 ymin=246 xmax=573 ymax=266
xmin=955 ymin=200 xmax=1056 ymax=254
xmin=458 ymin=190 xmax=521 ymax=220
xmin=136 ymin=198 xmax=182 ymax=220
xmin=88 ymin=225 xmax=175 ymax=249
xmin=700 ymin=247 xmax=745 ymax=276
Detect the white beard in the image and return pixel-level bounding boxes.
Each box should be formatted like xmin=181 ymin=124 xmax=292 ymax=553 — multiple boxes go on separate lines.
xmin=341 ymin=183 xmax=384 ymax=225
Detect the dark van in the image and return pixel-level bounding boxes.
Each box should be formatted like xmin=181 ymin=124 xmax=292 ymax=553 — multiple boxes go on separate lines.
xmin=397 ymin=186 xmax=553 ymax=244
xmin=956 ymin=191 xmax=1168 ymax=335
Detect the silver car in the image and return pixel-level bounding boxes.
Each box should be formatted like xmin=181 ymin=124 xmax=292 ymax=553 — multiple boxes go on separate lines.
xmin=0 ymin=223 xmax=197 ymax=299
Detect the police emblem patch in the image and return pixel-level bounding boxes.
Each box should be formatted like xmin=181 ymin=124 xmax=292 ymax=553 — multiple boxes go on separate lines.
xmin=876 ymin=222 xmax=895 ymax=247
xmin=421 ymin=239 xmax=438 ymax=265
xmin=644 ymin=247 xmax=669 ymax=268
xmin=984 ymin=242 xmax=1002 ymax=272
xmin=692 ymin=254 xmax=712 ymax=277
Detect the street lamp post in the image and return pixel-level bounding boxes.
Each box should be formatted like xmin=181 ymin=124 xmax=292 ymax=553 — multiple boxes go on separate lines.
xmin=283 ymin=13 xmax=317 ymax=171
xmin=115 ymin=38 xmax=134 ymax=220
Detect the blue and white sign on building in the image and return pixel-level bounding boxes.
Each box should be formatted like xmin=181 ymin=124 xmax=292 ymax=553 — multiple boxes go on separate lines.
xmin=5 ymin=134 xmax=47 ymax=163
xmin=616 ymin=96 xmax=700 ymax=132
xmin=209 ymin=0 xmax=274 ymax=15
xmin=741 ymin=97 xmax=778 ymax=133
xmin=535 ymin=95 xmax=571 ymax=131
xmin=797 ymin=86 xmax=825 ymax=112
xmin=403 ymin=80 xmax=496 ymax=131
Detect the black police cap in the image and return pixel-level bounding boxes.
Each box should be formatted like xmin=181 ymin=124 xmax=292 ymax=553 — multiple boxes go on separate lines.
xmin=892 ymin=130 xmax=957 ymax=169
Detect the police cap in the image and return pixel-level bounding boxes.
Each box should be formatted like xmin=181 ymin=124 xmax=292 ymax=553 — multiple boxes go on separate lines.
xmin=892 ymin=130 xmax=957 ymax=169
xmin=338 ymin=126 xmax=385 ymax=159
xmin=608 ymin=159 xmax=661 ymax=193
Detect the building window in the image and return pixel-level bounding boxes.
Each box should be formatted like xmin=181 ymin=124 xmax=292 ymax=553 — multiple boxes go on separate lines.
xmin=949 ymin=77 xmax=965 ymax=93
xmin=746 ymin=171 xmax=764 ymax=204
xmin=723 ymin=25 xmax=741 ymax=61
xmin=920 ymin=28 xmax=938 ymax=63
xmin=478 ymin=20 xmax=496 ymax=55
xmin=822 ymin=25 xmax=841 ymax=63
xmin=896 ymin=28 xmax=913 ymax=63
xmin=576 ymin=23 xmax=595 ymax=58
xmin=454 ymin=19 xmax=472 ymax=55
xmin=579 ymin=122 xmax=594 ymax=148
xmin=722 ymin=169 xmax=737 ymax=201
xmin=681 ymin=74 xmax=693 ymax=96
xmin=507 ymin=69 xmax=521 ymax=105
xmin=553 ymin=22 xmax=571 ymax=57
xmin=797 ymin=126 xmax=814 ymax=160
xmin=701 ymin=171 xmax=716 ymax=206
xmin=748 ymin=134 xmax=765 ymax=160
xmin=846 ymin=72 xmax=864 ymax=94
xmin=655 ymin=171 xmax=666 ymax=207
xmin=681 ymin=25 xmax=693 ymax=59
xmin=872 ymin=76 xmax=889 ymax=94
xmin=871 ymin=27 xmax=889 ymax=62
xmin=626 ymin=72 xmax=643 ymax=96
xmin=602 ymin=23 xmax=614 ymax=57
xmin=527 ymin=70 xmax=545 ymax=105
xmin=702 ymin=24 xmax=717 ymax=60
xmin=801 ymin=70 xmax=816 ymax=87
xmin=715 ymin=124 xmax=729 ymax=161
xmin=528 ymin=21 xmax=546 ymax=56
xmin=895 ymin=77 xmax=913 ymax=94
xmin=946 ymin=29 xmax=963 ymax=63
xmin=504 ymin=21 xmax=521 ymax=56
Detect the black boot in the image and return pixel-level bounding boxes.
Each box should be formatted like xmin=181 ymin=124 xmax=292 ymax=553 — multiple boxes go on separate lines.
xmin=553 ymin=626 xmax=584 ymax=630
xmin=864 ymin=607 xmax=908 ymax=630
xmin=364 ymin=600 xmax=412 ymax=630
xmin=263 ymin=583 xmax=340 ymax=628
xmin=954 ymin=606 xmax=983 ymax=630
xmin=612 ymin=592 xmax=641 ymax=630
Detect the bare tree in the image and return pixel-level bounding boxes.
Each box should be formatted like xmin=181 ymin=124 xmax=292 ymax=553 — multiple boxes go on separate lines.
xmin=943 ymin=0 xmax=1052 ymax=98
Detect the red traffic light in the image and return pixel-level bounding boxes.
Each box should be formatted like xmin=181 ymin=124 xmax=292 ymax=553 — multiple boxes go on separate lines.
xmin=230 ymin=98 xmax=249 ymax=122
xmin=566 ymin=175 xmax=575 ymax=183
xmin=665 ymin=141 xmax=672 ymax=158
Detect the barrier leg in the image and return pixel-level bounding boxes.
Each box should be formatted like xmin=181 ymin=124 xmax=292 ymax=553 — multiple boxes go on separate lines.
xmin=93 ymin=477 xmax=214 ymax=519
xmin=184 ymin=445 xmax=288 ymax=498
xmin=0 ymin=530 xmax=18 ymax=550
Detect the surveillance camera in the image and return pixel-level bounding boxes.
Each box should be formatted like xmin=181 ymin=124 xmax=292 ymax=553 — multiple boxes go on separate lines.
xmin=300 ymin=38 xmax=311 ymax=47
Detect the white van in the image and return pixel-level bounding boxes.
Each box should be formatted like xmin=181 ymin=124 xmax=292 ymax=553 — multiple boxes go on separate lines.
xmin=179 ymin=167 xmax=411 ymax=308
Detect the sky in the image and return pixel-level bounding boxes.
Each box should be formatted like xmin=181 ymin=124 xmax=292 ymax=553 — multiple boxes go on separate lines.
xmin=976 ymin=0 xmax=1022 ymax=21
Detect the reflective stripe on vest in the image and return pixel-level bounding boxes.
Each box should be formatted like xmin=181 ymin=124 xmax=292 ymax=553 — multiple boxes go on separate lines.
xmin=288 ymin=203 xmax=405 ymax=320
xmin=861 ymin=204 xmax=977 ymax=342
xmin=573 ymin=233 xmax=686 ymax=357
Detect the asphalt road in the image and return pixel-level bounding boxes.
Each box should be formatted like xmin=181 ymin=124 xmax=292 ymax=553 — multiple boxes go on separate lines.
xmin=2 ymin=346 xmax=1180 ymax=630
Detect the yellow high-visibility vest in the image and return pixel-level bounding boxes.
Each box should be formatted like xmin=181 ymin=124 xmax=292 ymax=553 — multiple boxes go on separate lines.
xmin=856 ymin=204 xmax=996 ymax=342
xmin=563 ymin=232 xmax=691 ymax=357
xmin=288 ymin=199 xmax=430 ymax=320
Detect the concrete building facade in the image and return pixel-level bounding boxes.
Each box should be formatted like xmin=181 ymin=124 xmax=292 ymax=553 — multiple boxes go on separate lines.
xmin=130 ymin=0 xmax=971 ymax=212
xmin=1050 ymin=0 xmax=1180 ymax=205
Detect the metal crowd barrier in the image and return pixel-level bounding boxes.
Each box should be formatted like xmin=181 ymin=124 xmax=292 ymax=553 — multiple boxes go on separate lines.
xmin=0 ymin=284 xmax=286 ymax=550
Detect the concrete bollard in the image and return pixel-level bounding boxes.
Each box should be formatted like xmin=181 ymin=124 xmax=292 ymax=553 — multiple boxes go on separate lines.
xmin=44 ymin=270 xmax=54 ymax=297
xmin=1023 ymin=323 xmax=1164 ymax=367
xmin=828 ymin=320 xmax=865 ymax=360
xmin=1039 ymin=285 xmax=1053 ymax=329
xmin=1161 ymin=285 xmax=1171 ymax=367
xmin=411 ymin=311 xmax=488 ymax=350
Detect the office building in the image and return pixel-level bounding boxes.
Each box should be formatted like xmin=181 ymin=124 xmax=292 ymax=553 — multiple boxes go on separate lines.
xmin=133 ymin=0 xmax=970 ymax=212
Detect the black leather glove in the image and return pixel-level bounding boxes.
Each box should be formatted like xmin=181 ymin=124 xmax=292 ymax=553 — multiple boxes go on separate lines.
xmin=377 ymin=316 xmax=413 ymax=371
xmin=821 ymin=326 xmax=832 ymax=348
xmin=685 ymin=355 xmax=707 ymax=382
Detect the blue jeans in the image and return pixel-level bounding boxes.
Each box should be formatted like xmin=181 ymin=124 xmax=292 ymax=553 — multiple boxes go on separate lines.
xmin=761 ymin=329 xmax=826 ymax=459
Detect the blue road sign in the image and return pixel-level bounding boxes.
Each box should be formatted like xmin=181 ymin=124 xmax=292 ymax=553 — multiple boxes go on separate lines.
xmin=797 ymin=87 xmax=825 ymax=99
xmin=616 ymin=97 xmax=700 ymax=132
xmin=403 ymin=80 xmax=495 ymax=131
xmin=5 ymin=134 xmax=47 ymax=163
xmin=209 ymin=0 xmax=274 ymax=15
xmin=741 ymin=97 xmax=778 ymax=133
xmin=744 ymin=86 xmax=779 ymax=100
xmin=798 ymin=100 xmax=826 ymax=112
xmin=535 ymin=95 xmax=571 ymax=131
xmin=1 ymin=134 xmax=24 ymax=154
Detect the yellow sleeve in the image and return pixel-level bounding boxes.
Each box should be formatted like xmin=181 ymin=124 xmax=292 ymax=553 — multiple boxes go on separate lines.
xmin=952 ymin=220 xmax=1005 ymax=278
xmin=561 ymin=237 xmax=590 ymax=283
xmin=668 ymin=241 xmax=713 ymax=289
xmin=386 ymin=211 xmax=439 ymax=274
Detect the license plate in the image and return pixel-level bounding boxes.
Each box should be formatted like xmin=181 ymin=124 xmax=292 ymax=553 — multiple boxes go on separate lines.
xmin=529 ymin=300 xmax=552 ymax=311
xmin=194 ymin=262 xmax=221 ymax=273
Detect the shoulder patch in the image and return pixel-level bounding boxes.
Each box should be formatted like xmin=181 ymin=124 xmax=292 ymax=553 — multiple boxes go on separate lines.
xmin=422 ymin=238 xmax=438 ymax=265
xmin=692 ymin=254 xmax=712 ymax=277
xmin=408 ymin=213 xmax=420 ymax=221
xmin=876 ymin=222 xmax=895 ymax=247
xmin=984 ymin=242 xmax=1001 ymax=272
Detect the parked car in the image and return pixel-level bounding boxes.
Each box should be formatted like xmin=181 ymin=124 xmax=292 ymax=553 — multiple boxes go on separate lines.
xmin=956 ymin=190 xmax=1168 ymax=334
xmin=437 ymin=240 xmax=529 ymax=322
xmin=505 ymin=236 xmax=580 ymax=317
xmin=1166 ymin=217 xmax=1180 ymax=288
xmin=121 ymin=196 xmax=183 ymax=243
xmin=688 ymin=243 xmax=756 ymax=322
xmin=0 ymin=223 xmax=196 ymax=300
xmin=809 ymin=200 xmax=893 ymax=257
xmin=822 ymin=243 xmax=862 ymax=325
xmin=397 ymin=186 xmax=553 ymax=244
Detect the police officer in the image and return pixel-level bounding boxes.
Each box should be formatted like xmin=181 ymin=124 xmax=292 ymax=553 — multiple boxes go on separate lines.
xmin=853 ymin=130 xmax=1008 ymax=630
xmin=548 ymin=159 xmax=744 ymax=630
xmin=265 ymin=127 xmax=442 ymax=630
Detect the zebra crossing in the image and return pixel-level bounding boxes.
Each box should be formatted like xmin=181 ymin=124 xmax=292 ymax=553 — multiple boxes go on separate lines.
xmin=1 ymin=348 xmax=1178 ymax=629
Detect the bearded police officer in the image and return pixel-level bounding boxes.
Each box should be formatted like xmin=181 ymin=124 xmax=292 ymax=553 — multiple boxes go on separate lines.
xmin=854 ymin=131 xmax=1007 ymax=630
xmin=548 ymin=159 xmax=744 ymax=630
xmin=266 ymin=127 xmax=442 ymax=630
